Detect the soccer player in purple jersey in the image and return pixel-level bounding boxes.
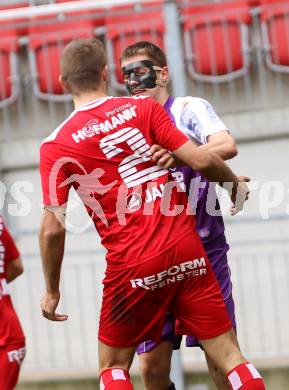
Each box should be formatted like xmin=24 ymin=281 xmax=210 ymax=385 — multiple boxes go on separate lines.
xmin=121 ymin=41 xmax=245 ymax=390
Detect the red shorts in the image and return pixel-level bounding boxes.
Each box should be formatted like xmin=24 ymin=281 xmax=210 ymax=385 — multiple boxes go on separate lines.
xmin=0 ymin=342 xmax=26 ymax=390
xmin=99 ymin=233 xmax=232 ymax=348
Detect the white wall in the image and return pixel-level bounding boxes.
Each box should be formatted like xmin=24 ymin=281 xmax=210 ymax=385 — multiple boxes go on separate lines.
xmin=1 ymin=136 xmax=288 ymax=379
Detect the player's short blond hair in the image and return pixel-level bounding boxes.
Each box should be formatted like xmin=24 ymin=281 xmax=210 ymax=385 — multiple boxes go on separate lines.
xmin=61 ymin=38 xmax=106 ymax=95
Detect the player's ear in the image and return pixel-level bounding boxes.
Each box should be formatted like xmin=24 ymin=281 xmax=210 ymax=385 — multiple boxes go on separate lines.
xmin=160 ymin=66 xmax=169 ymax=83
xmin=59 ymin=75 xmax=71 ymax=93
xmin=59 ymin=75 xmax=66 ymax=90
xmin=102 ymin=65 xmax=108 ymax=82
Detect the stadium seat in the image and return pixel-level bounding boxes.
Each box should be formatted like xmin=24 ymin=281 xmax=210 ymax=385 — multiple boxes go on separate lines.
xmin=0 ymin=32 xmax=21 ymax=108
xmin=28 ymin=12 xmax=102 ymax=101
xmin=0 ymin=2 xmax=28 ymax=108
xmin=260 ymin=0 xmax=289 ymax=72
xmin=105 ymin=1 xmax=165 ymax=92
xmin=180 ymin=0 xmax=252 ymax=82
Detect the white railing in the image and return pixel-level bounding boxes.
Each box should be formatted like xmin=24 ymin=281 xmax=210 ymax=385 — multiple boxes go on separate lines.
xmin=0 ymin=0 xmax=161 ymax=20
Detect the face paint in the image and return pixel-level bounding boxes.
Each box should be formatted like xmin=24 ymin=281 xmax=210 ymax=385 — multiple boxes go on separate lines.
xmin=122 ymin=60 xmax=162 ymax=95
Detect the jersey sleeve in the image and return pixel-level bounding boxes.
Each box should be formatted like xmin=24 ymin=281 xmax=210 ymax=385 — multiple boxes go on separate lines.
xmin=0 ymin=222 xmax=20 ymax=264
xmin=147 ymin=99 xmax=189 ymax=151
xmin=181 ymin=98 xmax=228 ymax=144
xmin=40 ymin=142 xmax=71 ymax=207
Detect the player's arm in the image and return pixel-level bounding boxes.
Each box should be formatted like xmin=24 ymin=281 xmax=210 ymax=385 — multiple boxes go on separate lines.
xmin=148 ymin=99 xmax=238 ymax=180
xmin=151 ymin=97 xmax=237 ymax=165
xmin=187 ymin=98 xmax=238 ymax=160
xmin=150 ymin=130 xmax=237 ymax=168
xmin=151 ymin=127 xmax=237 ymax=169
xmin=6 ymin=257 xmax=23 ymax=283
xmin=172 ymin=140 xmax=248 ymax=213
xmin=39 ymin=207 xmax=66 ymax=295
xmin=199 ymin=130 xmax=238 ymax=160
xmin=39 ymin=207 xmax=68 ymax=322
xmin=172 ymin=140 xmax=236 ymax=182
xmin=39 ymin=143 xmax=70 ymax=322
xmin=147 ymin=101 xmax=248 ymax=212
xmin=150 ymin=138 xmax=248 ymax=213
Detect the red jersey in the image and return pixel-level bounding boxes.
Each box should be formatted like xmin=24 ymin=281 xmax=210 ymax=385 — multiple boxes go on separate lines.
xmin=40 ymin=96 xmax=196 ymax=269
xmin=0 ymin=216 xmax=25 ymax=346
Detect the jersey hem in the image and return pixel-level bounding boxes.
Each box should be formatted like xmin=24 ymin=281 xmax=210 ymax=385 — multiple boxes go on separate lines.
xmin=106 ymin=228 xmax=197 ymax=271
xmin=0 ymin=338 xmax=25 ymax=348
xmin=98 ymin=335 xmax=155 ymax=349
xmin=177 ymin=321 xmax=232 ymax=341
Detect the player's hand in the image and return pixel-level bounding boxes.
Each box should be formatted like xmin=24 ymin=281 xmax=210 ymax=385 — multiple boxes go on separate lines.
xmin=230 ymin=176 xmax=250 ymax=215
xmin=41 ymin=291 xmax=68 ymax=321
xmin=150 ymin=144 xmax=177 ymax=169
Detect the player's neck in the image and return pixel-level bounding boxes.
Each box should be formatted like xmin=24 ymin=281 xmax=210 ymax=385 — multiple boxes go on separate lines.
xmin=157 ymin=90 xmax=170 ymax=106
xmin=73 ymin=90 xmax=107 ymax=109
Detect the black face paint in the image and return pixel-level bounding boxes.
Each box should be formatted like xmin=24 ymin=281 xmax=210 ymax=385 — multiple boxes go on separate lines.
xmin=121 ymin=60 xmax=161 ymax=95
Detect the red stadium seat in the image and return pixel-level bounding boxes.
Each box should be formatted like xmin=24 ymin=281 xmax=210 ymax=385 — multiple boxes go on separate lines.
xmin=105 ymin=1 xmax=165 ymax=91
xmin=260 ymin=0 xmax=289 ymax=72
xmin=0 ymin=2 xmax=27 ymax=107
xmin=0 ymin=32 xmax=20 ymax=108
xmin=28 ymin=12 xmax=103 ymax=101
xmin=180 ymin=0 xmax=252 ymax=82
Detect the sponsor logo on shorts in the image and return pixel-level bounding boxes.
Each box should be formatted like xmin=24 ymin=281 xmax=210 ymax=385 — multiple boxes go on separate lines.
xmin=130 ymin=258 xmax=207 ymax=291
xmin=7 ymin=347 xmax=26 ymax=365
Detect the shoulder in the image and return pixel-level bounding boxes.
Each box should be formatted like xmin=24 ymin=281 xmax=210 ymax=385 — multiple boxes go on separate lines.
xmin=115 ymin=95 xmax=150 ymax=104
xmin=170 ymin=96 xmax=206 ymax=121
xmin=128 ymin=95 xmax=162 ymax=116
xmin=174 ymin=96 xmax=212 ymax=113
xmin=128 ymin=95 xmax=155 ymax=106
xmin=175 ymin=97 xmax=223 ymax=127
xmin=41 ymin=110 xmax=78 ymax=146
xmin=111 ymin=95 xmax=155 ymax=113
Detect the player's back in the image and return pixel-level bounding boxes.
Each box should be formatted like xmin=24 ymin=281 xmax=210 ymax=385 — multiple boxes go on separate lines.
xmin=40 ymin=96 xmax=197 ymax=269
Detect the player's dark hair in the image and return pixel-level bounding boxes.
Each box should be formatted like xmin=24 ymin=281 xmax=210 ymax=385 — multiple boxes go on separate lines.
xmin=61 ymin=38 xmax=107 ymax=95
xmin=120 ymin=41 xmax=167 ymax=67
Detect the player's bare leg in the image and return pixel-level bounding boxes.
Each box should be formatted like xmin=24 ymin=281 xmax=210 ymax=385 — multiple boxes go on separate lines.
xmin=98 ymin=341 xmax=135 ymax=389
xmin=205 ymin=351 xmax=230 ymax=390
xmin=139 ymin=341 xmax=174 ymax=390
xmin=201 ymin=329 xmax=245 ymax=375
xmin=201 ymin=329 xmax=265 ymax=389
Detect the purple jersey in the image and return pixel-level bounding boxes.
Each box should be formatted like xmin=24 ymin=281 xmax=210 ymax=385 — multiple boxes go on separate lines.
xmin=136 ymin=96 xmax=234 ymax=354
xmin=164 ymin=96 xmax=231 ymax=298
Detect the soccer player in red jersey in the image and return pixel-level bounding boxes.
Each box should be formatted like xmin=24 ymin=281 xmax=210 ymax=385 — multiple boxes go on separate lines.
xmin=0 ymin=216 xmax=26 ymax=390
xmin=39 ymin=38 xmax=265 ymax=390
